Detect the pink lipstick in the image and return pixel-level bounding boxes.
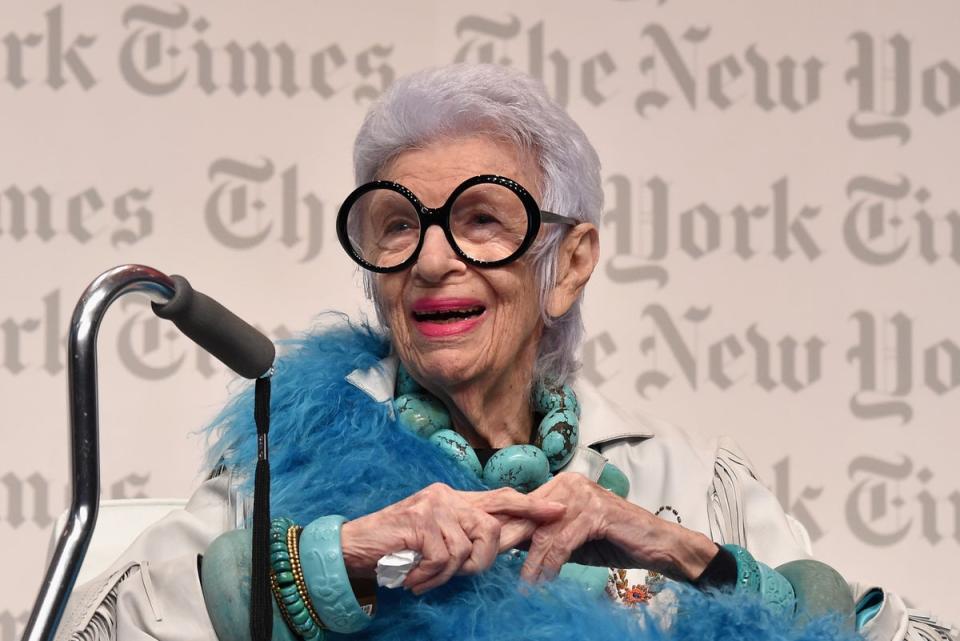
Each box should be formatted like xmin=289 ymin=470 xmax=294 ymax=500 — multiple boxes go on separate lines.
xmin=410 ymin=298 xmax=487 ymax=337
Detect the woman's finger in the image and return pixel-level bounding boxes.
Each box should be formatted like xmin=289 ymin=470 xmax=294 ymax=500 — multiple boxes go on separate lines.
xmin=402 ymin=507 xmax=450 ymax=589
xmin=467 ymin=488 xmax=567 ymax=521
xmin=459 ymin=512 xmax=501 ymax=574
xmin=408 ymin=505 xmax=473 ymax=593
xmin=520 ymin=524 xmax=558 ymax=583
xmin=497 ymin=516 xmax=537 ymax=551
xmin=534 ymin=517 xmax=591 ymax=582
xmin=522 ymin=513 xmax=596 ymax=582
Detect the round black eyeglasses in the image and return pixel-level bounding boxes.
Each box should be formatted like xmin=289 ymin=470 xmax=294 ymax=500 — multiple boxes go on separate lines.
xmin=336 ymin=175 xmax=578 ymax=273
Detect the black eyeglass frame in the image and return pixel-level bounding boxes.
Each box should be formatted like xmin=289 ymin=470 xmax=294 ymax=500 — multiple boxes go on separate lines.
xmin=336 ymin=174 xmax=578 ymax=273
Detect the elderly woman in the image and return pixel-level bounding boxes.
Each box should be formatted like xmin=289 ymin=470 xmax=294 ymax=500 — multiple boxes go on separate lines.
xmin=57 ymin=64 xmax=954 ymax=641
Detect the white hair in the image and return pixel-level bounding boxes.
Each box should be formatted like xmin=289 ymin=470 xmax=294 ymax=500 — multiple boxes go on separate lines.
xmin=352 ymin=64 xmax=602 ymax=385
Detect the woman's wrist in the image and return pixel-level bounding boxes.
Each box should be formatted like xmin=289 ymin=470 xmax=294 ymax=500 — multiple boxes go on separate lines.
xmin=667 ymin=527 xmax=720 ymax=582
xmin=340 ymin=517 xmax=383 ymax=579
xmin=604 ymin=502 xmax=718 ymax=581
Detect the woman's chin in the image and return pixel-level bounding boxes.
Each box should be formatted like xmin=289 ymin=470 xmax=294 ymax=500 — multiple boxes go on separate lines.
xmin=408 ymin=351 xmax=484 ymax=389
xmin=394 ymin=313 xmax=503 ymax=388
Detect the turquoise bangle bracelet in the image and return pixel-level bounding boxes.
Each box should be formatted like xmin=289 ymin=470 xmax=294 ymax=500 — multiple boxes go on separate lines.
xmin=299 ymin=515 xmax=374 ymax=634
xmin=270 ymin=517 xmax=324 ymax=640
xmin=723 ymin=544 xmax=796 ymax=617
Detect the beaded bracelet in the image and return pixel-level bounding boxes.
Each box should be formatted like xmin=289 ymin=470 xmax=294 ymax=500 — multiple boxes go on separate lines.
xmin=270 ymin=517 xmax=324 ymax=640
xmin=288 ymin=523 xmax=327 ymax=631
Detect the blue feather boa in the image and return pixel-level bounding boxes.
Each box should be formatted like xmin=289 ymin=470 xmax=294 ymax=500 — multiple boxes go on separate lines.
xmin=204 ymin=320 xmax=860 ymax=641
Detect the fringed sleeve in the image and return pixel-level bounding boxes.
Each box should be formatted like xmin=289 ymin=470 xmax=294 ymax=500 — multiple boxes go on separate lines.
xmin=708 ymin=437 xmax=957 ymax=641
xmin=52 ymin=477 xmax=230 ymax=641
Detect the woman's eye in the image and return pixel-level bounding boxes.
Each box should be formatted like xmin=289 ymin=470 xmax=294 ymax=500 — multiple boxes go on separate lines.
xmin=380 ymin=217 xmax=415 ymax=236
xmin=468 ymin=211 xmax=500 ymax=226
xmin=386 ymin=220 xmax=411 ymax=233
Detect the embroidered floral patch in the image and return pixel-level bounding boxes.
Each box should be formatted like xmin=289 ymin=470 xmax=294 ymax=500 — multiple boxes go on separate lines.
xmin=607 ymin=568 xmax=668 ymax=607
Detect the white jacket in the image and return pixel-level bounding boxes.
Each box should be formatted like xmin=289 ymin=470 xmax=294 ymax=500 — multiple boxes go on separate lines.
xmin=55 ymin=358 xmax=955 ymax=641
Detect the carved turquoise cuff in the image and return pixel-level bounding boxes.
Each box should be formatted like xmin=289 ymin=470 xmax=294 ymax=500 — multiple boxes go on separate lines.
xmin=299 ymin=515 xmax=374 ymax=634
xmin=722 ymin=544 xmax=797 ymax=617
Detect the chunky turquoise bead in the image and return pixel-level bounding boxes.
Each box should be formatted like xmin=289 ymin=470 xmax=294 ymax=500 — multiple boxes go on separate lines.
xmin=395 ymin=365 xmax=422 ymax=395
xmin=428 ymin=429 xmax=483 ymax=477
xmin=776 ymin=560 xmax=854 ymax=630
xmin=534 ymin=408 xmax=579 ymax=471
xmin=532 ymin=381 xmax=571 ymax=412
xmin=531 ymin=381 xmax=580 ymax=416
xmin=482 ymin=445 xmax=550 ymax=492
xmin=563 ymin=386 xmax=581 ymax=419
xmin=271 ymin=518 xmax=294 ymax=539
xmin=531 ymin=382 xmax=556 ymax=414
xmin=290 ymin=607 xmax=310 ymax=625
xmin=393 ymin=369 xmax=582 ymax=493
xmin=274 ymin=570 xmax=295 ymax=584
xmin=597 ymin=462 xmax=630 ymax=498
xmin=395 ymin=392 xmax=451 ymax=438
xmin=286 ymin=598 xmax=305 ymax=616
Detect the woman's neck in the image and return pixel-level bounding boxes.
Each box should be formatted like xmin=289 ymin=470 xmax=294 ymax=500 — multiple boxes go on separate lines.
xmin=426 ymin=362 xmax=536 ymax=449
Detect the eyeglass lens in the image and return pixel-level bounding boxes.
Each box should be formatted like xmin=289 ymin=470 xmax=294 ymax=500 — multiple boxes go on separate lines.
xmin=345 ymin=183 xmax=530 ymax=269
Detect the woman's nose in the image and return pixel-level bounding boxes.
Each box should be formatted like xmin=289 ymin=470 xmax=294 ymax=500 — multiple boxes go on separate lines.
xmin=413 ymin=225 xmax=466 ymax=282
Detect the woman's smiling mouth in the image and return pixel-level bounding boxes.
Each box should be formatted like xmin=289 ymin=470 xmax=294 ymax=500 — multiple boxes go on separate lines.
xmin=410 ymin=298 xmax=487 ymax=336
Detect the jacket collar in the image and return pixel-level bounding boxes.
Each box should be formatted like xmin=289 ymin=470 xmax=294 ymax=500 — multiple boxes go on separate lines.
xmin=346 ymin=356 xmax=653 ymax=446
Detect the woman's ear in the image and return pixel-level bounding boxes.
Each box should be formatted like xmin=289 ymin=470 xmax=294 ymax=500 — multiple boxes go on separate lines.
xmin=547 ymin=223 xmax=599 ymax=318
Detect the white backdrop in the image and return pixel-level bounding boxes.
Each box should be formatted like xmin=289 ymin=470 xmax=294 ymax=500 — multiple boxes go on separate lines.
xmin=2 ymin=1 xmax=959 ymax=637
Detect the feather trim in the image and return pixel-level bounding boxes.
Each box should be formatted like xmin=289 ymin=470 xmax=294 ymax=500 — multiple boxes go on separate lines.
xmin=202 ymin=320 xmax=858 ymax=641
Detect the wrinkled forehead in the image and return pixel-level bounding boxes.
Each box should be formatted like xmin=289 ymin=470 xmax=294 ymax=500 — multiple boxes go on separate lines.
xmin=376 ymin=134 xmax=543 ymax=207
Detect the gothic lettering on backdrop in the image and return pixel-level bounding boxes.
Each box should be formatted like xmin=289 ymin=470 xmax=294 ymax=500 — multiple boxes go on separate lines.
xmin=118 ymin=4 xmax=395 ymax=100
xmin=0 ymin=292 xmax=292 ymax=378
xmin=847 ymin=32 xmax=960 ymax=144
xmin=0 ymin=183 xmax=153 ymax=246
xmin=0 ymin=471 xmax=151 ymax=530
xmin=0 ymin=471 xmax=153 ymax=641
xmin=844 ymin=175 xmax=960 ymax=266
xmin=846 ymin=456 xmax=960 ymax=547
xmin=847 ymin=311 xmax=960 ymax=424
xmin=3 ymin=3 xmax=960 ymax=634
xmin=0 ymin=4 xmax=395 ymax=100
xmin=633 ymin=305 xmax=824 ymax=396
xmin=602 ymin=175 xmax=822 ymax=287
xmin=205 ymin=157 xmax=325 ymax=261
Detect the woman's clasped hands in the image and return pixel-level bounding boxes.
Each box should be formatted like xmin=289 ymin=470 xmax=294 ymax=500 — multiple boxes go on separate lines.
xmin=340 ymin=475 xmax=718 ymax=594
xmin=339 ymin=483 xmax=566 ymax=594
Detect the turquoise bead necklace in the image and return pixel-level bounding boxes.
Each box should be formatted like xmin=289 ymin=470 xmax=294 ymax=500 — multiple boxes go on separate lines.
xmin=392 ymin=366 xmax=629 ymax=496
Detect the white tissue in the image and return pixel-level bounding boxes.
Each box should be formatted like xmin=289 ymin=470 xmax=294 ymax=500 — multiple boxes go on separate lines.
xmin=376 ymin=549 xmax=422 ymax=588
